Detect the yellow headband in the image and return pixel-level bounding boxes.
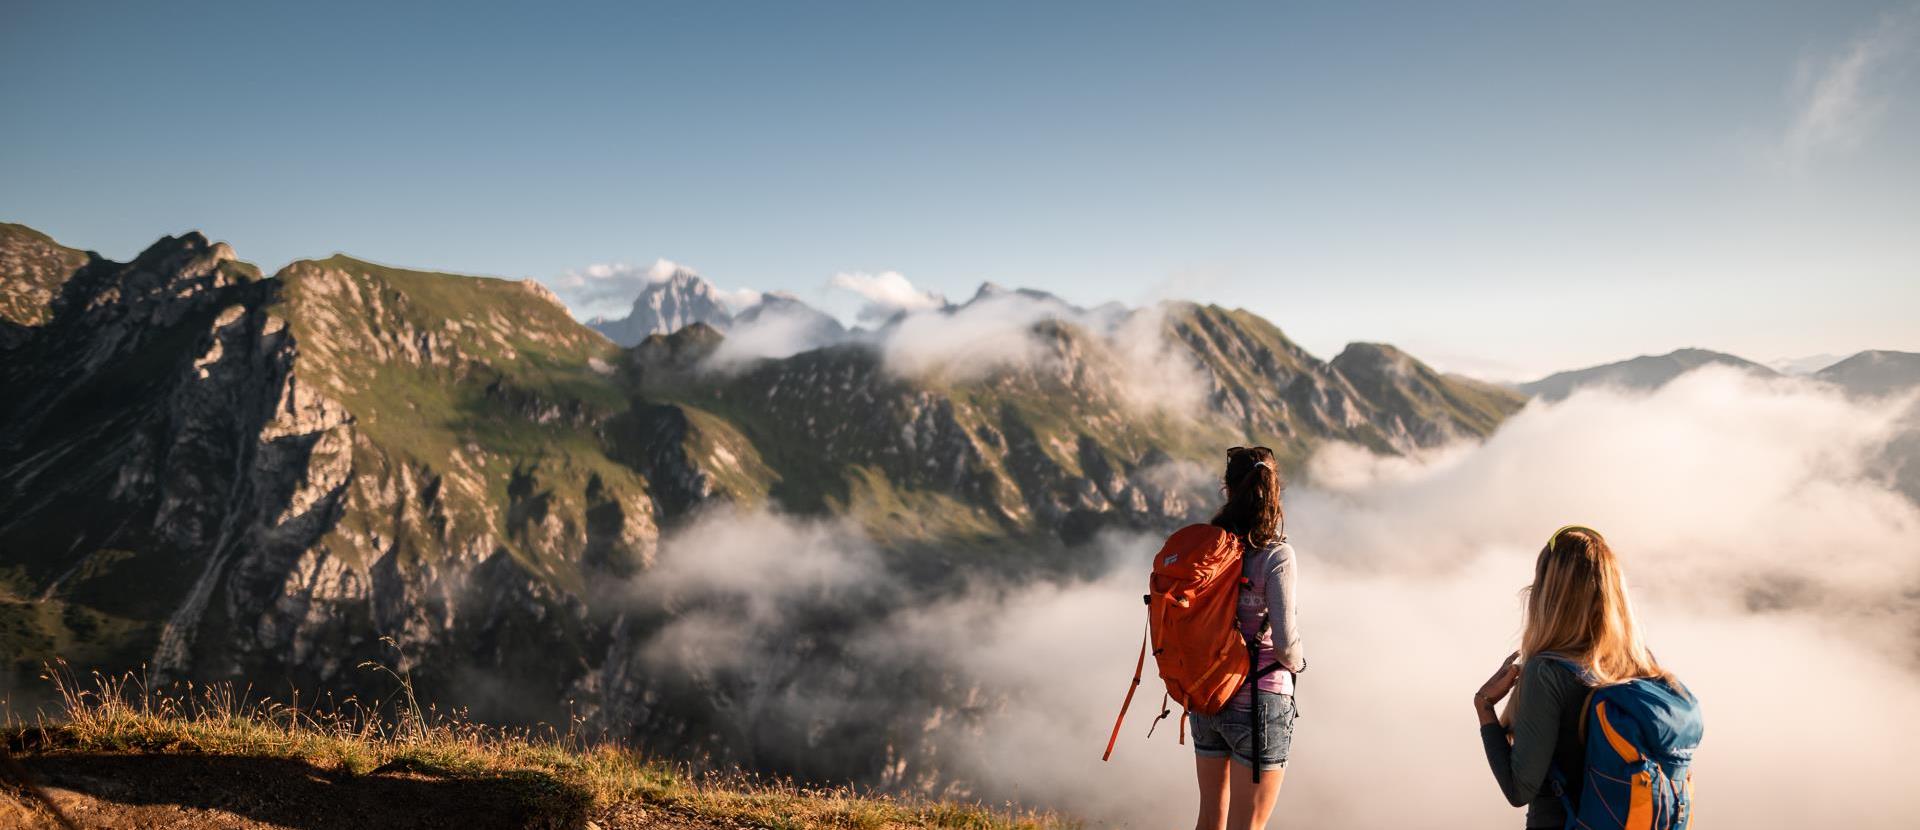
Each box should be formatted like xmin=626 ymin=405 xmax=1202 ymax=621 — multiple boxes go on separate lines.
xmin=1547 ymin=524 xmax=1603 ymax=548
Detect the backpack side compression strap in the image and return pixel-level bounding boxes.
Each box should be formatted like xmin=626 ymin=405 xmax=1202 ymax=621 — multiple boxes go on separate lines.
xmin=1102 ymin=622 xmax=1149 ymax=761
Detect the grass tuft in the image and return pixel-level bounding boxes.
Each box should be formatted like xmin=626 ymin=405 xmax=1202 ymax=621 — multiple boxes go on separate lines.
xmin=3 ymin=659 xmax=1070 ymax=829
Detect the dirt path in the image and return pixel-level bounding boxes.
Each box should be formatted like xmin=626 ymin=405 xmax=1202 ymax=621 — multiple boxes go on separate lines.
xmin=1 ymin=754 xmax=737 ymax=830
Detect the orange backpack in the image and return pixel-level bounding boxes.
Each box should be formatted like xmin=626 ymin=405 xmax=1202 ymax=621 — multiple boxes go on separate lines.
xmin=1102 ymin=524 xmax=1249 ymax=761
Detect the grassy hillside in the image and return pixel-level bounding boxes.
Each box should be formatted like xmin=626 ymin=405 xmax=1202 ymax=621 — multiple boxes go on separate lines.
xmin=271 ymin=255 xmax=654 ymax=583
xmin=2 ymin=664 xmax=1066 ymax=830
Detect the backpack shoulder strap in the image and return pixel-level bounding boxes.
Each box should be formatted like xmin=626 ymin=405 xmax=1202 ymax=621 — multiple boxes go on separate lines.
xmin=1534 ymin=651 xmax=1599 ymax=685
xmin=1533 ymin=653 xmax=1602 ymax=742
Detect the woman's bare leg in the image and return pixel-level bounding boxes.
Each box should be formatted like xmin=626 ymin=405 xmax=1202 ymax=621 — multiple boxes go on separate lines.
xmin=1224 ymin=762 xmax=1285 ymax=830
xmin=1194 ymin=755 xmax=1230 ymax=830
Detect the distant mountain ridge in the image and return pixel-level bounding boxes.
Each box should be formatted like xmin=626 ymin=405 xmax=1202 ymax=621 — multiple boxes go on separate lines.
xmin=1771 ymin=353 xmax=1845 ymax=375
xmin=1814 ymin=350 xmax=1920 ymax=399
xmin=1518 ymin=347 xmax=1920 ymax=401
xmin=1518 ymin=346 xmax=1920 ymax=509
xmin=1517 ymin=348 xmax=1777 ymax=401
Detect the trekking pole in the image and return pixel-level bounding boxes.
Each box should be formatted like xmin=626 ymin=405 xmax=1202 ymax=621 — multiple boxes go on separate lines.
xmin=1248 ymin=634 xmax=1264 ymax=783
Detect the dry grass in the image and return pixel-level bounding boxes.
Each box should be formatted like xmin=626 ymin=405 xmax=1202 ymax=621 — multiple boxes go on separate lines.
xmin=3 ymin=658 xmax=1069 ymax=830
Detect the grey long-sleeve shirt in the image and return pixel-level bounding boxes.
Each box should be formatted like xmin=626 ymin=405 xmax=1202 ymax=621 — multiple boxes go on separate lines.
xmin=1479 ymin=657 xmax=1589 ymax=828
xmin=1227 ymin=540 xmax=1303 ymax=708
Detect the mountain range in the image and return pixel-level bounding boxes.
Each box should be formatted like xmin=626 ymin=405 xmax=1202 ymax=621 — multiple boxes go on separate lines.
xmin=0 ymin=224 xmax=1530 ymax=783
xmin=1513 ymin=344 xmax=1920 ymax=401
xmin=2 ymin=223 xmax=1914 ymax=788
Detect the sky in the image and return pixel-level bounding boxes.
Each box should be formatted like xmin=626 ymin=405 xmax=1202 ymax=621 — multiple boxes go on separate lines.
xmin=3 ymin=0 xmax=1916 ymax=380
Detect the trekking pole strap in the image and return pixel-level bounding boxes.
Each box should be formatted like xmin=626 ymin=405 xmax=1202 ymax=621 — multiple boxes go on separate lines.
xmin=1102 ymin=623 xmax=1150 ymax=761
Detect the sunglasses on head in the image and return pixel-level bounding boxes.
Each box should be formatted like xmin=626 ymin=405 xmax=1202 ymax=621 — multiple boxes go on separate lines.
xmin=1227 ymin=446 xmax=1273 ymax=458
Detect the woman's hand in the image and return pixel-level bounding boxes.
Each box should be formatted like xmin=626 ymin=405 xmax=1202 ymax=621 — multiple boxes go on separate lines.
xmin=1474 ymin=652 xmax=1520 ymax=726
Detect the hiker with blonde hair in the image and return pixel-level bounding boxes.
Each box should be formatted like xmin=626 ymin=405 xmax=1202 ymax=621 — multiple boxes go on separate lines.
xmin=1474 ymin=526 xmax=1703 ymax=829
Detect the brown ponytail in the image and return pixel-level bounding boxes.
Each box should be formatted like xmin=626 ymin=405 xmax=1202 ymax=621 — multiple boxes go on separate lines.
xmin=1210 ymin=446 xmax=1284 ymax=549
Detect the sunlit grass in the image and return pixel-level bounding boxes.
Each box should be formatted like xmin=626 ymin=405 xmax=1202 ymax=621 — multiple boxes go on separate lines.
xmin=3 ymin=657 xmax=1069 ymax=829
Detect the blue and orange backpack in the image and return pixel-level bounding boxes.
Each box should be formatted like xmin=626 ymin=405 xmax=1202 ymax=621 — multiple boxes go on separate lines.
xmin=1541 ymin=654 xmax=1704 ymax=830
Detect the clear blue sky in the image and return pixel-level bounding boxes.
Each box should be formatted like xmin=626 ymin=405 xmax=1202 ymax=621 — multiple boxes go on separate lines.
xmin=5 ymin=1 xmax=1916 ymax=378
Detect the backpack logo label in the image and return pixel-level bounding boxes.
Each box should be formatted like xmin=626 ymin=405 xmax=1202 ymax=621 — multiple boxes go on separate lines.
xmin=1163 ymin=554 xmax=1179 ymax=566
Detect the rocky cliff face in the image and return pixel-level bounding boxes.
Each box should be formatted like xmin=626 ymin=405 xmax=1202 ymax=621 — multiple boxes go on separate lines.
xmin=1 ymin=224 xmax=1525 ymax=790
xmin=0 ymin=235 xmax=656 ymax=723
xmin=0 ymin=224 xmax=90 ymax=346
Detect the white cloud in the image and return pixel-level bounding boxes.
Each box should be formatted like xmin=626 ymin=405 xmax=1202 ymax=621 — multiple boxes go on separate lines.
xmin=867 ymin=291 xmax=1212 ymax=415
xmin=644 ymin=258 xmax=692 ymax=283
xmin=705 ymin=302 xmax=843 ymax=368
xmin=829 ymin=271 xmax=946 ymax=322
xmin=1782 ymin=9 xmax=1917 ymax=164
xmin=879 ymin=291 xmax=1055 ymax=379
xmin=712 ymin=287 xmax=765 ymax=313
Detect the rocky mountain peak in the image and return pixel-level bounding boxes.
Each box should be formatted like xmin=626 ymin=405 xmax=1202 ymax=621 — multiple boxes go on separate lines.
xmin=589 ymin=269 xmax=735 ymax=346
xmin=1331 ymin=342 xmax=1414 ymax=376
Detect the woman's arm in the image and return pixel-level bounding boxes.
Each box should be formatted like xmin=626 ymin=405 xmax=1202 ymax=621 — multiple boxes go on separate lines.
xmin=1264 ymin=543 xmax=1304 ymax=671
xmin=1478 ymin=658 xmax=1572 ymax=807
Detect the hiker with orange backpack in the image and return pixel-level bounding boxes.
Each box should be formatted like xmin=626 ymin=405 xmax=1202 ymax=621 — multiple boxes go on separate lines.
xmin=1104 ymin=445 xmax=1302 ymax=830
xmin=1474 ymin=526 xmax=1703 ymax=829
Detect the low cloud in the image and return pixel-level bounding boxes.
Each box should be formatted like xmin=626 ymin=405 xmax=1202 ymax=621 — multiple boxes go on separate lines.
xmin=878 ymin=291 xmax=1059 ymax=379
xmin=713 ymin=287 xmax=765 ymax=314
xmin=618 ymin=367 xmax=1920 ymax=827
xmin=706 ymin=302 xmax=849 ymax=368
xmin=700 ymin=273 xmax=1212 ymax=417
xmin=829 ymin=271 xmax=946 ymax=322
xmin=875 ymin=291 xmax=1212 ymax=416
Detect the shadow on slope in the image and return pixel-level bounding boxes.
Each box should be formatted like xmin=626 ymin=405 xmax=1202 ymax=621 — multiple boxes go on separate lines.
xmin=11 ymin=753 xmax=591 ymax=830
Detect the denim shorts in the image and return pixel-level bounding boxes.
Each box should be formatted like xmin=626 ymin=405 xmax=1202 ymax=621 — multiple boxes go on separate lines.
xmin=1188 ymin=692 xmax=1294 ymax=771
